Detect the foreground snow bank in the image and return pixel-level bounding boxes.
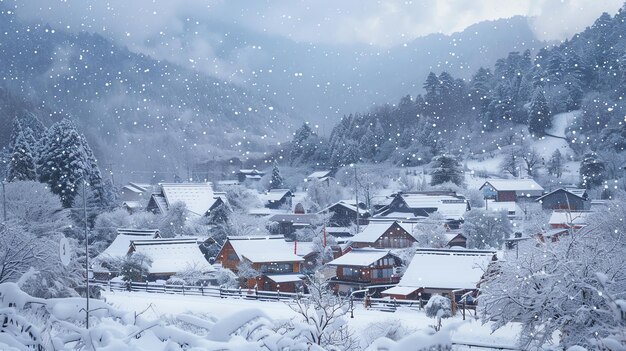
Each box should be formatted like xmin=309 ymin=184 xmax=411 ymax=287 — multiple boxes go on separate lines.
xmin=0 ymin=282 xmax=454 ymax=350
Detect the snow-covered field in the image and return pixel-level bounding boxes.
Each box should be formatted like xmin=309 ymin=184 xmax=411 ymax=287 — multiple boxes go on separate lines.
xmin=103 ymin=291 xmax=521 ymax=349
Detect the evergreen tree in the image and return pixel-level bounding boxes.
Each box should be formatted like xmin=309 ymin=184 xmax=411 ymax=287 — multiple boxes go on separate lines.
xmin=528 ymin=89 xmax=551 ymax=136
xmin=269 ymin=161 xmax=284 ymax=189
xmin=7 ymin=131 xmax=37 ymax=182
xmin=430 ymin=154 xmax=464 ymax=186
xmin=358 ymin=127 xmax=376 ymax=160
xmin=579 ymin=152 xmax=606 ymax=189
xmin=547 ymin=149 xmax=563 ymax=178
xmin=37 ymin=119 xmax=94 ymax=207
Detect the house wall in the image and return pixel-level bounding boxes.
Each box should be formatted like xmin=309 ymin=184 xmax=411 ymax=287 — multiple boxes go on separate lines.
xmin=216 ymin=241 xmax=240 ymax=270
xmin=352 ymin=223 xmax=417 ymax=249
xmin=540 ymin=192 xmax=587 ymax=211
xmin=334 ymin=255 xmax=401 ymax=285
xmin=496 ymin=191 xmax=516 ymax=202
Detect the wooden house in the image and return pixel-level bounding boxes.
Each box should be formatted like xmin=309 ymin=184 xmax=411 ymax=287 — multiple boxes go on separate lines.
xmin=237 ymin=169 xmax=265 ymax=183
xmin=349 ymin=221 xmax=416 ymax=249
xmin=327 ymin=248 xmax=402 ymax=294
xmin=548 ymin=210 xmax=591 ymax=230
xmin=375 ymin=191 xmax=470 ymax=229
xmin=381 ymin=248 xmax=496 ymax=307
xmin=267 ymin=213 xmax=319 ymax=239
xmin=260 ymin=189 xmax=294 ymax=210
xmin=318 ymin=200 xmax=370 ymax=227
xmin=306 ymin=170 xmax=333 ymax=183
xmin=536 ymin=188 xmax=589 ymax=211
xmin=92 ymin=228 xmax=161 ymax=280
xmin=479 ymin=179 xmax=544 ymax=202
xmin=146 ymin=183 xmax=227 ymax=218
xmin=216 ymin=236 xmax=304 ymax=292
xmin=128 ymin=238 xmax=215 ymax=281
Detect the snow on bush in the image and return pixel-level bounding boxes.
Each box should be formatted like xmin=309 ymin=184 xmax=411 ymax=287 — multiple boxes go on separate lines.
xmin=425 ymin=295 xmax=453 ymax=332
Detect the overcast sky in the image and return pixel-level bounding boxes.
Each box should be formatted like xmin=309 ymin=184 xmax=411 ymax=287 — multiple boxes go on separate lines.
xmin=9 ymin=0 xmax=624 ymax=80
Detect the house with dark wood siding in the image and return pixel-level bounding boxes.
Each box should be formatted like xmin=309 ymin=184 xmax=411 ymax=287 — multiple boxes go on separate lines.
xmin=216 ymin=236 xmax=304 ymax=292
xmin=479 ymin=179 xmax=544 ymax=202
xmin=349 ymin=221 xmax=416 ymax=249
xmin=327 ymin=248 xmax=402 ymax=294
xmin=536 ymin=188 xmax=589 ymax=211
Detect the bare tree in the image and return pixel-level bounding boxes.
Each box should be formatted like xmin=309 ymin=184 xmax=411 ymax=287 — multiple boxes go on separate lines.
xmin=520 ymin=147 xmax=542 ymax=177
xmin=287 ymin=273 xmax=358 ymax=350
xmin=0 ymin=224 xmax=43 ymax=283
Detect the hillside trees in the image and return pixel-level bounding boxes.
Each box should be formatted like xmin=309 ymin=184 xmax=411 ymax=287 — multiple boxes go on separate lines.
xmin=430 ymin=154 xmax=464 ymax=186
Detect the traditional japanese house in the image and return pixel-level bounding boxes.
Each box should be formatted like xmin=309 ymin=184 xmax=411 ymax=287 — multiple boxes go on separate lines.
xmin=480 ymin=179 xmax=544 ymax=202
xmin=349 ymin=221 xmax=416 ymax=249
xmin=92 ymin=228 xmax=161 ymax=280
xmin=327 ymin=248 xmax=402 ymax=294
xmin=536 ymin=188 xmax=589 ymax=211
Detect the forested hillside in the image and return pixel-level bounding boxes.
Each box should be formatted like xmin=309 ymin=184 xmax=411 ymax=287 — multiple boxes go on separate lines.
xmin=282 ymin=5 xmax=626 ymax=169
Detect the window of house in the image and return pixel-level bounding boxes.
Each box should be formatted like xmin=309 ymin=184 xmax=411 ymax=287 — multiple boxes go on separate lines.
xmin=342 ymin=267 xmax=361 ymax=278
xmin=259 ymin=262 xmax=293 ymax=273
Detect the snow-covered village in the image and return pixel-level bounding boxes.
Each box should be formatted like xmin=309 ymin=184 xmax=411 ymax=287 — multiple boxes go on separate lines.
xmin=0 ymin=1 xmax=626 ymax=350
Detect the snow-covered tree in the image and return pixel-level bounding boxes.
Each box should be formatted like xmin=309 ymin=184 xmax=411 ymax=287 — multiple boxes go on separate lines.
xmin=430 ymin=154 xmax=464 ymax=186
xmin=462 ymin=209 xmax=512 ymax=249
xmin=158 ymin=202 xmax=188 ymax=238
xmin=425 ymin=294 xmax=453 ymax=332
xmin=288 ymin=273 xmax=357 ymax=349
xmin=7 ymin=130 xmax=37 ymax=182
xmin=480 ymin=204 xmax=626 ymax=349
xmin=547 ymin=149 xmax=563 ymax=178
xmin=269 ymin=161 xmax=284 ymax=190
xmin=413 ymin=212 xmax=449 ymax=248
xmin=579 ymin=152 xmax=606 ymax=189
xmin=37 ymin=119 xmax=101 ymax=207
xmin=118 ymin=253 xmax=152 ymax=282
xmin=499 ymin=148 xmax=520 ymax=177
xmin=2 ymin=181 xmax=70 ymax=237
xmin=528 ymin=89 xmax=551 ymax=136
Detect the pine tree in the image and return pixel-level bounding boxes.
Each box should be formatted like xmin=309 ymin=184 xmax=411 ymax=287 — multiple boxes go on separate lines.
xmin=269 ymin=161 xmax=284 ymax=189
xmin=358 ymin=127 xmax=376 ymax=160
xmin=37 ymin=119 xmax=91 ymax=207
xmin=547 ymin=149 xmax=563 ymax=178
xmin=430 ymin=154 xmax=464 ymax=186
xmin=7 ymin=131 xmax=37 ymax=182
xmin=579 ymin=152 xmax=605 ymax=189
xmin=528 ymin=89 xmax=551 ymax=136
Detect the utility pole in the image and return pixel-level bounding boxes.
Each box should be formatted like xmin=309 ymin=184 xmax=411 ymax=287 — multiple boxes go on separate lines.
xmin=83 ymin=181 xmax=90 ymax=329
xmin=1 ymin=181 xmax=6 ymax=223
xmin=354 ymin=165 xmax=360 ymax=234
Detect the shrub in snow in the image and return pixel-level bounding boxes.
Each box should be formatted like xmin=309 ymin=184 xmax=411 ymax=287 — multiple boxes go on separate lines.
xmin=118 ymin=252 xmax=152 ymax=282
xmin=169 ymin=265 xmax=215 ymax=286
xmin=214 ymin=268 xmax=239 ymax=288
xmin=425 ymin=295 xmax=453 ymax=332
xmin=362 ymin=319 xmax=417 ymax=344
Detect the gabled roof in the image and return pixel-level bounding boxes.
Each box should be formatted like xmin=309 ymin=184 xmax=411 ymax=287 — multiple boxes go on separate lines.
xmin=226 ymin=236 xmax=304 ymax=263
xmin=160 ymin=183 xmax=217 ymax=216
xmin=123 ymin=182 xmax=152 ymax=194
xmin=308 ymin=170 xmax=332 ymax=179
xmin=536 ymin=188 xmax=587 ymax=202
xmin=392 ymin=248 xmax=495 ymax=290
xmin=327 ymin=248 xmax=393 ymax=267
xmin=318 ymin=200 xmax=369 ymax=216
xmin=268 ymin=213 xmax=319 ymax=225
xmin=548 ymin=211 xmax=591 ymax=226
xmin=380 ymin=192 xmax=469 ymax=221
xmin=261 ymin=189 xmax=293 ymax=203
xmin=350 ymin=221 xmax=413 ymax=243
xmin=93 ymin=229 xmax=160 ymax=267
xmin=130 ymin=238 xmax=214 ymax=274
xmin=480 ymin=179 xmax=544 ymax=192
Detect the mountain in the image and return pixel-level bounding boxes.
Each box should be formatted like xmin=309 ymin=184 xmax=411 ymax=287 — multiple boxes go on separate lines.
xmin=196 ymin=16 xmax=546 ymax=124
xmin=0 ymin=7 xmax=295 ymax=179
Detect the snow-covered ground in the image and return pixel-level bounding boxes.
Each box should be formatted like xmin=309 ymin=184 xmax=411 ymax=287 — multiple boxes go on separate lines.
xmin=103 ymin=291 xmax=520 ymax=349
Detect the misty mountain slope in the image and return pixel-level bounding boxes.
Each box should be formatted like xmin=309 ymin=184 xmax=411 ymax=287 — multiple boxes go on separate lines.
xmin=197 ymin=16 xmax=545 ymax=121
xmin=0 ymin=8 xmax=294 ymax=173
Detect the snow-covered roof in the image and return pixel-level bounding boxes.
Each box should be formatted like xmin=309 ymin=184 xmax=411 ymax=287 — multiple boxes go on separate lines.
xmin=548 ymin=211 xmax=590 ymax=226
xmin=485 ymin=200 xmax=520 ymax=213
xmin=327 ymin=248 xmax=392 ymax=267
xmin=480 ymin=179 xmax=544 ymax=192
xmin=239 ymin=169 xmax=265 ymax=175
xmin=307 ymin=170 xmax=332 ymax=179
xmin=266 ymin=274 xmax=305 ymax=283
xmin=381 ymin=286 xmax=419 ymax=296
xmin=160 ymin=183 xmax=219 ymax=216
xmin=260 ymin=189 xmax=292 ymax=203
xmin=319 ymin=200 xmax=369 ymax=216
xmin=123 ymin=201 xmax=142 ymax=209
xmin=536 ymin=188 xmax=587 ymax=202
xmin=350 ymin=221 xmax=413 ymax=243
xmin=268 ymin=213 xmax=318 ymax=225
xmin=396 ymin=249 xmax=495 ymax=290
xmin=131 ymin=238 xmax=214 ymax=274
xmin=93 ymin=229 xmax=160 ymax=268
xmin=384 ymin=192 xmax=469 ymax=221
xmin=123 ymin=183 xmax=150 ymax=194
xmin=295 ymin=242 xmax=316 ymax=257
xmin=217 ymin=180 xmax=240 ymax=186
xmin=227 ymin=236 xmax=304 ymax=263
